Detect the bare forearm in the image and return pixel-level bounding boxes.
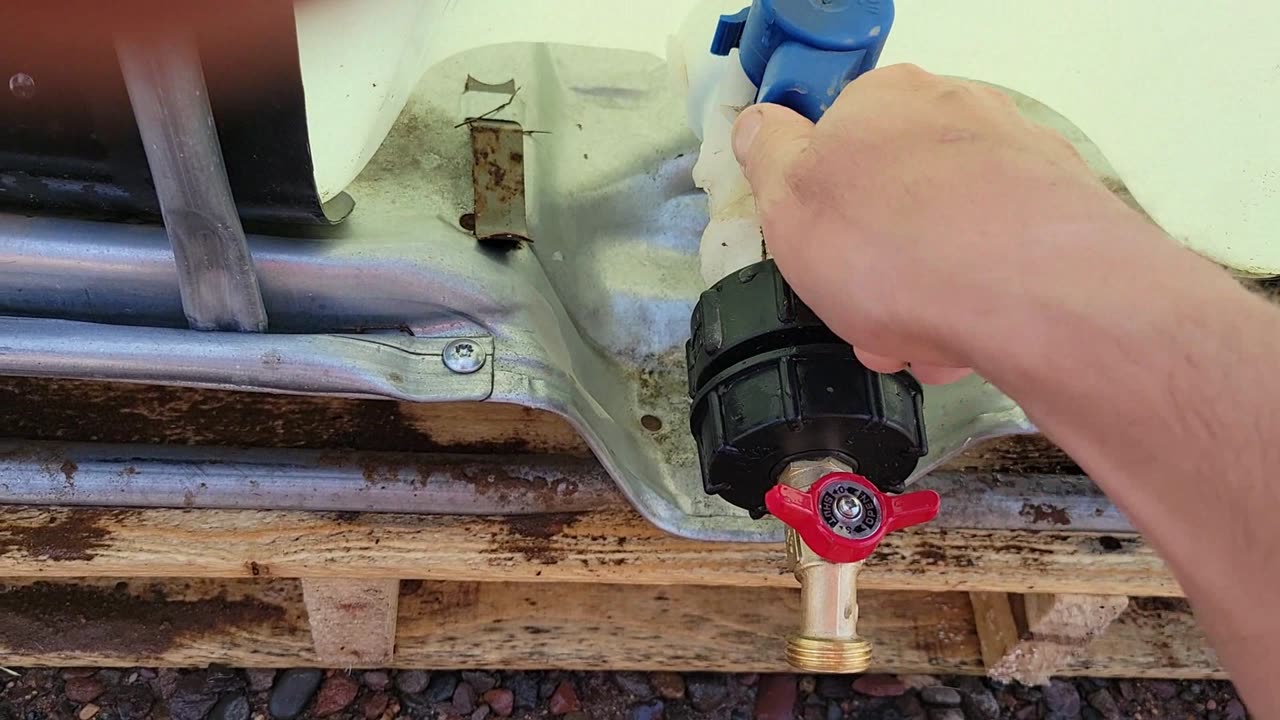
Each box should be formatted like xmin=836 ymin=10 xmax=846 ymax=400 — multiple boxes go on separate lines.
xmin=975 ymin=222 xmax=1280 ymax=716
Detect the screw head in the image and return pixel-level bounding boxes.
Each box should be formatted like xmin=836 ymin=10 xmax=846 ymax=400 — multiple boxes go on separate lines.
xmin=833 ymin=494 xmax=863 ymax=523
xmin=9 ymin=73 xmax=35 ymax=100
xmin=442 ymin=338 xmax=486 ymax=374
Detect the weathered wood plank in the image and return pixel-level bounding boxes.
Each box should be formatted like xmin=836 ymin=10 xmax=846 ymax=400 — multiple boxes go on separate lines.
xmin=970 ymin=592 xmax=1021 ymax=671
xmin=0 ymin=506 xmax=1179 ymax=596
xmin=0 ymin=579 xmax=1220 ymax=677
xmin=302 ymin=578 xmax=400 ymax=665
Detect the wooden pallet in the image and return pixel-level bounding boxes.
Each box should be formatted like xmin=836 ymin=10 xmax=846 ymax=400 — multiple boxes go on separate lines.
xmin=0 ymin=378 xmax=1221 ymax=681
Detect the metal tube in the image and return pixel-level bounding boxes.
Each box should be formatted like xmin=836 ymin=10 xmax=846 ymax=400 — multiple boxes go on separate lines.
xmin=116 ymin=30 xmax=268 ymax=332
xmin=0 ymin=441 xmax=618 ymax=515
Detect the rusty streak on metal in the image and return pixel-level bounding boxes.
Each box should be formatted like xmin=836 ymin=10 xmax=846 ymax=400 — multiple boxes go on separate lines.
xmin=469 ymin=119 xmax=530 ymax=245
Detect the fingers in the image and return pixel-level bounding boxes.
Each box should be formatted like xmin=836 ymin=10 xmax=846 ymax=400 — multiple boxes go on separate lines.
xmin=856 ymin=348 xmax=972 ymax=385
xmin=908 ymin=364 xmax=974 ymax=385
xmin=731 ymin=104 xmax=817 ymax=216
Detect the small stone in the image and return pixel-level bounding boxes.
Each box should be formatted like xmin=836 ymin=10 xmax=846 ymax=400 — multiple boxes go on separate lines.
xmin=426 ymin=673 xmax=459 ymax=703
xmin=563 ymin=713 xmax=589 ymax=720
xmin=1080 ymin=707 xmax=1103 ymax=720
xmin=96 ymin=670 xmax=123 ymax=686
xmin=1225 ymin=699 xmax=1247 ymax=720
xmin=247 ymin=670 xmax=277 ymax=693
xmin=613 ymin=673 xmax=654 ymax=699
xmin=895 ymin=693 xmax=928 ymax=720
xmin=65 ymin=677 xmax=106 ymax=704
xmin=361 ymin=671 xmax=391 ymax=692
xmin=739 ymin=675 xmax=759 ymax=687
xmin=453 ymin=683 xmax=478 ymax=715
xmin=210 ymin=694 xmax=251 ymax=720
xmin=920 ymin=687 xmax=961 ymax=708
xmin=1150 ymin=681 xmax=1178 ymax=700
xmin=960 ymin=686 xmax=1001 ymax=720
xmin=753 ymin=675 xmax=798 ymax=720
xmin=461 ymin=672 xmax=497 ymax=695
xmin=686 ymin=674 xmax=728 ymax=713
xmin=172 ymin=670 xmax=235 ymax=720
xmin=548 ymin=682 xmax=581 ymax=716
xmin=1087 ymin=688 xmax=1120 ymax=719
xmin=852 ymin=675 xmax=907 ymax=698
xmin=63 ymin=669 xmax=98 ymax=679
xmin=816 ymin=676 xmax=852 ymax=700
xmin=1043 ymin=680 xmax=1081 ymax=719
xmin=483 ymin=688 xmax=514 ymax=717
xmin=628 ymin=698 xmax=664 ymax=720
xmin=506 ymin=674 xmax=539 ymax=710
xmin=825 ymin=700 xmax=842 ymax=720
xmin=113 ymin=684 xmax=154 ymax=720
xmin=802 ymin=706 xmax=823 ymax=720
xmin=928 ymin=709 xmax=964 ymax=720
xmin=799 ymin=677 xmax=817 ymax=695
xmin=268 ymin=669 xmax=324 ymax=720
xmin=125 ymin=673 xmax=139 ymax=686
xmin=900 ymin=675 xmax=940 ymax=690
xmin=540 ymin=677 xmax=559 ymax=701
xmin=650 ymin=673 xmax=685 ymax=701
xmin=1206 ymin=699 xmax=1218 ymax=711
xmin=78 ymin=703 xmax=100 ymax=720
xmin=362 ymin=693 xmax=391 ymax=720
xmin=1015 ymin=704 xmax=1039 ymax=720
xmin=1116 ymin=681 xmax=1136 ymax=701
xmin=470 ymin=708 xmax=491 ymax=720
xmin=314 ymin=674 xmax=360 ymax=718
xmin=395 ymin=670 xmax=430 ymax=695
xmin=138 ymin=669 xmax=159 ymax=680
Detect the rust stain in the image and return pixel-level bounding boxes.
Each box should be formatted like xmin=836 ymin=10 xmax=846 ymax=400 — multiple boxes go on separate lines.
xmin=0 ymin=582 xmax=286 ymax=656
xmin=59 ymin=459 xmax=78 ymax=483
xmin=0 ymin=376 xmax=585 ymax=455
xmin=1019 ymin=502 xmax=1071 ymax=526
xmin=487 ymin=513 xmax=580 ymax=566
xmin=0 ymin=509 xmax=125 ymax=561
xmin=470 ymin=120 xmax=530 ymax=245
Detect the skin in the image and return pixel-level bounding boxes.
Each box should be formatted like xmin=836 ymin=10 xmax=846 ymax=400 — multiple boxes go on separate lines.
xmin=732 ymin=63 xmax=1280 ymax=717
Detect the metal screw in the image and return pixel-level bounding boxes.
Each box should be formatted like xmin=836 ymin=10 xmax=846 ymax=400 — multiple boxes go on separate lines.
xmin=834 ymin=494 xmax=864 ymax=523
xmin=9 ymin=73 xmax=35 ymax=100
xmin=442 ymin=338 xmax=486 ymax=374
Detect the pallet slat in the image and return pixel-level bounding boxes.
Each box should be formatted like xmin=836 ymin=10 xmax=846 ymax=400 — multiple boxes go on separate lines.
xmin=0 ymin=578 xmax=1219 ymax=677
xmin=0 ymin=506 xmax=1179 ymax=596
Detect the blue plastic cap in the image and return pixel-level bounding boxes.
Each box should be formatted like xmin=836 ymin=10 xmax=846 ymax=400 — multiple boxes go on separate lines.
xmin=711 ymin=0 xmax=894 ymax=121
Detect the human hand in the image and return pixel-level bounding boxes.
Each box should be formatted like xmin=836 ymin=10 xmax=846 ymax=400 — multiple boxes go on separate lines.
xmin=731 ymin=64 xmax=1145 ymax=384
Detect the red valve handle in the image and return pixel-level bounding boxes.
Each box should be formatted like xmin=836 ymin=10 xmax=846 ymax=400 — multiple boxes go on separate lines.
xmin=765 ymin=472 xmax=940 ymax=564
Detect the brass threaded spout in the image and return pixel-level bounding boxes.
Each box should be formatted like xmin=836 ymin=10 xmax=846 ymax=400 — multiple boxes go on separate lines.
xmin=785 ymin=635 xmax=873 ymax=673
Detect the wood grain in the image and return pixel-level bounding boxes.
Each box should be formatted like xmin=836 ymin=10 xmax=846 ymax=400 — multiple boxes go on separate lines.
xmin=0 ymin=578 xmax=1220 ymax=677
xmin=0 ymin=506 xmax=1179 ymax=596
xmin=302 ymin=578 xmax=400 ymax=665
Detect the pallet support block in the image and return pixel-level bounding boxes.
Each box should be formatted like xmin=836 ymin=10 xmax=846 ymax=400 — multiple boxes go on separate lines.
xmin=302 ymin=578 xmax=400 ymax=665
xmin=971 ymin=592 xmax=1130 ymax=684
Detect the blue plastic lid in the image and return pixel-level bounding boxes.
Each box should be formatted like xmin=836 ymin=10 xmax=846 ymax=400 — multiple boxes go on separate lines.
xmin=712 ymin=0 xmax=895 ymax=121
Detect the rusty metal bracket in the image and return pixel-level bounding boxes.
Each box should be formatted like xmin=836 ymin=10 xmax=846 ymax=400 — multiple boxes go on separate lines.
xmin=468 ymin=118 xmax=529 ymax=244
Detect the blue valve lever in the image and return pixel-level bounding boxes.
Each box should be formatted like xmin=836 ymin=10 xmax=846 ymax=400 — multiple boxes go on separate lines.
xmin=711 ymin=0 xmax=894 ymax=122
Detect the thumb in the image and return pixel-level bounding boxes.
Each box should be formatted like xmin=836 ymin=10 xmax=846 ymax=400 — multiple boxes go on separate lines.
xmin=731 ymin=103 xmax=816 ymax=215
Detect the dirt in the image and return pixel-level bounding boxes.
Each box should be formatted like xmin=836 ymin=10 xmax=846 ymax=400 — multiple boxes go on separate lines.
xmin=0 ymin=509 xmax=123 ymax=561
xmin=0 ymin=377 xmax=574 ymax=456
xmin=486 ymin=513 xmax=581 ymax=566
xmin=0 ymin=582 xmax=285 ymax=656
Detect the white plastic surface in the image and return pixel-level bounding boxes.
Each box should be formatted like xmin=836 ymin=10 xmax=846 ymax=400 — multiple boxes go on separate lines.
xmin=295 ymin=0 xmax=1279 ymax=276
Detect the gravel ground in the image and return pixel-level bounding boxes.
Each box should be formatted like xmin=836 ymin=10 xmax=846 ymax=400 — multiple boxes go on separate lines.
xmin=0 ymin=668 xmax=1247 ymax=720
